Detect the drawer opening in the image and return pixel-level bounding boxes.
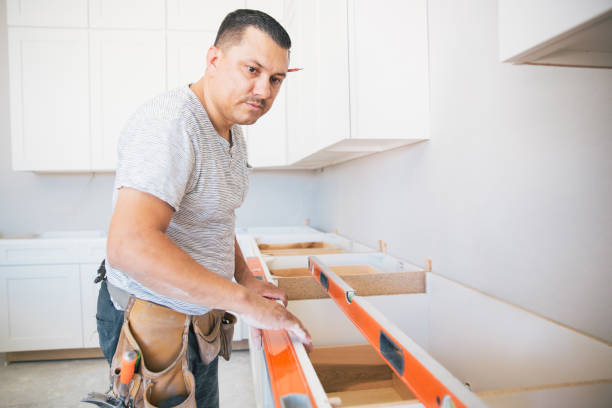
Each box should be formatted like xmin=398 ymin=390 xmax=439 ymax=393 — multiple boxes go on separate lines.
xmin=266 ymin=253 xmax=426 ymax=301
xmin=309 ymin=344 xmax=417 ymax=407
xmin=258 ymin=241 xmax=345 ymax=256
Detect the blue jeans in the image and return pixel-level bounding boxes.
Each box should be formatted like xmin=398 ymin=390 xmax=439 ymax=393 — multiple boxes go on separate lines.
xmin=96 ymin=280 xmax=219 ymax=408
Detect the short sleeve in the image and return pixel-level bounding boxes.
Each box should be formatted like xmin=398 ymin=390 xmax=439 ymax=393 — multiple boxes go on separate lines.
xmin=115 ymin=114 xmax=195 ymax=211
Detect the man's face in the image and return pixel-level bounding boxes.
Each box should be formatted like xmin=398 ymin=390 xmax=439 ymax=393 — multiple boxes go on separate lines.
xmin=208 ymin=26 xmax=289 ymax=126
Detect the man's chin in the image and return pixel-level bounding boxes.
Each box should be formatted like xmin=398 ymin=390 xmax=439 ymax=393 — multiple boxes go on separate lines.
xmin=236 ymin=114 xmax=262 ymax=126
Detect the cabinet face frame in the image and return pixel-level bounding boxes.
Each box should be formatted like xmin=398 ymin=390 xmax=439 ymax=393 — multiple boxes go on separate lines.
xmin=6 ymin=0 xmax=88 ymax=27
xmin=89 ymin=30 xmax=166 ymax=171
xmin=8 ymin=28 xmax=91 ymax=171
xmin=0 ymin=264 xmax=83 ymax=351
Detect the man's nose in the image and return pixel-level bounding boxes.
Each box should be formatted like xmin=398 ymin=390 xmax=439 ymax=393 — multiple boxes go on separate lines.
xmin=253 ymin=77 xmax=272 ymax=99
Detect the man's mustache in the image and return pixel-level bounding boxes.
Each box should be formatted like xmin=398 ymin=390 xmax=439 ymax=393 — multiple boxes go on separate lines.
xmin=243 ymin=97 xmax=266 ymax=109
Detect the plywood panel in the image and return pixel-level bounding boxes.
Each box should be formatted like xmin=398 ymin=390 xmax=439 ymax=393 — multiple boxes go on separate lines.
xmin=278 ymin=271 xmax=426 ymax=300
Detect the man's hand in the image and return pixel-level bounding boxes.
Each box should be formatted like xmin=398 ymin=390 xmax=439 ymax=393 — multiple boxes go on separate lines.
xmin=239 ymin=274 xmax=288 ymax=306
xmin=240 ymin=284 xmax=313 ymax=353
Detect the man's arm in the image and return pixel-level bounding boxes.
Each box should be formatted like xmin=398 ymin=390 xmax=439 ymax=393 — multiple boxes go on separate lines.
xmin=106 ymin=187 xmax=311 ymax=348
xmin=234 ymin=238 xmax=288 ymax=306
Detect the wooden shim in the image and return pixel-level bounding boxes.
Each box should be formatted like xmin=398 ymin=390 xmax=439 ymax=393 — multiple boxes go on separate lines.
xmin=271 ymin=264 xmax=383 ymax=278
xmin=6 ymin=347 xmax=104 ymax=362
xmin=279 ymin=271 xmax=426 ymax=300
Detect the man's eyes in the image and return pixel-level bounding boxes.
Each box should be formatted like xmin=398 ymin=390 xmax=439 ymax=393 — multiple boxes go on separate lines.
xmin=246 ymin=65 xmax=283 ymax=86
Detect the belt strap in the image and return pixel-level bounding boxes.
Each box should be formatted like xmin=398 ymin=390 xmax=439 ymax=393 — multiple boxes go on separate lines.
xmin=107 ymin=281 xmax=132 ymax=310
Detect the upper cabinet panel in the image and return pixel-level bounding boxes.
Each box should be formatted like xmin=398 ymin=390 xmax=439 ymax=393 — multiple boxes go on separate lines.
xmin=167 ymin=30 xmax=215 ymax=89
xmin=6 ymin=0 xmax=88 ymax=27
xmin=167 ymin=0 xmax=246 ymax=30
xmin=499 ymin=0 xmax=612 ymax=68
xmin=90 ymin=30 xmax=166 ymax=171
xmin=8 ymin=28 xmax=91 ymax=171
xmin=89 ymin=0 xmax=165 ymax=29
xmin=349 ymin=0 xmax=429 ymax=141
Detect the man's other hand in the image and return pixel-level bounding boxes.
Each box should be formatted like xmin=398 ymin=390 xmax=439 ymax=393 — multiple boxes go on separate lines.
xmin=240 ymin=274 xmax=288 ymax=306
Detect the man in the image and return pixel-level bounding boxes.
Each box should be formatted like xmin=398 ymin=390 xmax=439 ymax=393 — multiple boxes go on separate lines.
xmin=96 ymin=9 xmax=311 ymax=408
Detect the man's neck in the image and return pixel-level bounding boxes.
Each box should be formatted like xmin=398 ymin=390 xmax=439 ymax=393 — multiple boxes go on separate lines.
xmin=189 ymin=80 xmax=232 ymax=142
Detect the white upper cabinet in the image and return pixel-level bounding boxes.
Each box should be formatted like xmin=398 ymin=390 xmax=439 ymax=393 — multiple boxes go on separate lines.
xmin=90 ymin=30 xmax=166 ymax=171
xmin=349 ymin=0 xmax=429 ymax=141
xmin=8 ymin=28 xmax=91 ymax=171
xmin=499 ymin=0 xmax=612 ymax=68
xmin=243 ymin=0 xmax=289 ymax=167
xmin=285 ymin=0 xmax=429 ymax=169
xmin=167 ymin=31 xmax=215 ymax=89
xmin=6 ymin=0 xmax=88 ymax=27
xmin=167 ymin=0 xmax=246 ymax=30
xmin=89 ymin=0 xmax=165 ymax=29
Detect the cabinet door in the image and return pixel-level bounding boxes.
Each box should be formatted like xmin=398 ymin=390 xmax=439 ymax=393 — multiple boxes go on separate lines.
xmin=0 ymin=265 xmax=83 ymax=351
xmin=6 ymin=0 xmax=88 ymax=27
xmin=167 ymin=0 xmax=246 ymax=31
xmin=80 ymin=264 xmax=100 ymax=348
xmin=285 ymin=0 xmax=350 ymax=164
xmin=348 ymin=0 xmax=429 ymax=140
xmin=167 ymin=31 xmax=215 ymax=90
xmin=8 ymin=28 xmax=91 ymax=171
xmin=243 ymin=0 xmax=288 ymax=167
xmin=90 ymin=30 xmax=166 ymax=171
xmin=89 ymin=0 xmax=165 ymax=29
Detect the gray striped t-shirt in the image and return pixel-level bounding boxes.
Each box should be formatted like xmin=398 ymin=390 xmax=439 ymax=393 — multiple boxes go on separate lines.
xmin=106 ymin=85 xmax=249 ymax=315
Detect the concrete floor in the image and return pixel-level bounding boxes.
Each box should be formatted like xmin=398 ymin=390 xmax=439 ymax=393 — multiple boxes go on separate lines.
xmin=0 ymin=351 xmax=255 ymax=407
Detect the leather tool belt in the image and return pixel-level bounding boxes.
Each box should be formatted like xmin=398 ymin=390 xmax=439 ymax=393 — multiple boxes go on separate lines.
xmin=108 ymin=283 xmax=236 ymax=408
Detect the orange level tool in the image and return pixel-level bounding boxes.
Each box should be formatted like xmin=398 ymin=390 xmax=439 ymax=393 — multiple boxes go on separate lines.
xmin=308 ymin=256 xmax=486 ymax=408
xmin=246 ymin=257 xmax=316 ymax=408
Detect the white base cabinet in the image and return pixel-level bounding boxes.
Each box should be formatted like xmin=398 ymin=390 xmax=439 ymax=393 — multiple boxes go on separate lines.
xmin=0 ymin=235 xmax=251 ymax=354
xmin=0 ymin=238 xmax=106 ymax=352
xmin=239 ymin=228 xmax=612 ymax=408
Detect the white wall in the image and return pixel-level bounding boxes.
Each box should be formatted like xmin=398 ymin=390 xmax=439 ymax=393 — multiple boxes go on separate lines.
xmin=0 ymin=0 xmax=316 ymax=237
xmin=312 ymin=0 xmax=612 ymax=343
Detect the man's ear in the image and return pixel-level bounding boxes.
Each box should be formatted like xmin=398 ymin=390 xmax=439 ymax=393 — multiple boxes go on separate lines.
xmin=206 ymin=45 xmax=221 ymax=71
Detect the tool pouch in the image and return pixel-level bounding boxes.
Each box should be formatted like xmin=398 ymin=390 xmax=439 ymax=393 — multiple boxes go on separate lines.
xmin=192 ymin=310 xmax=236 ymax=364
xmin=110 ymin=298 xmax=196 ymax=408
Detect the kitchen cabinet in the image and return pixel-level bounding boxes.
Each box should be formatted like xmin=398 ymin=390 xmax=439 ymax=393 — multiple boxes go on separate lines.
xmin=499 ymin=0 xmax=612 ymax=68
xmin=167 ymin=31 xmax=215 ymax=90
xmin=0 ymin=237 xmax=105 ymax=353
xmin=0 ymin=234 xmax=253 ymax=356
xmin=89 ymin=30 xmax=166 ymax=170
xmin=285 ymin=0 xmax=429 ymax=169
xmin=8 ymin=28 xmax=91 ymax=171
xmin=89 ymin=0 xmax=165 ymax=29
xmin=166 ymin=0 xmax=246 ymax=31
xmin=238 ymin=228 xmax=612 ymax=407
xmin=0 ymin=264 xmax=84 ymax=351
xmin=242 ymin=0 xmax=289 ymax=168
xmin=6 ymin=0 xmax=88 ymax=27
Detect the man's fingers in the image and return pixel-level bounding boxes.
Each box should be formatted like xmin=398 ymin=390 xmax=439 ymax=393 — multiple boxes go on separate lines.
xmin=289 ymin=322 xmax=313 ymax=353
xmin=250 ymin=327 xmax=262 ymax=350
xmin=259 ymin=284 xmax=288 ymax=306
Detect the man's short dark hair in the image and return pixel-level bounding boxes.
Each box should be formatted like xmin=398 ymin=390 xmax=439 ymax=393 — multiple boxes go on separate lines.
xmin=215 ymin=9 xmax=291 ymax=50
